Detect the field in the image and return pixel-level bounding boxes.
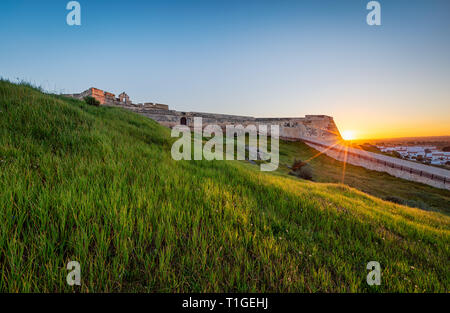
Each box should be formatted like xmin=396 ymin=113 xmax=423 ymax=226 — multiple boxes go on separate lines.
xmin=0 ymin=81 xmax=449 ymax=292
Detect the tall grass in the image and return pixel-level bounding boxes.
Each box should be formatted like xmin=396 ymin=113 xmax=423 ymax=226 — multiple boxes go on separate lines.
xmin=0 ymin=81 xmax=449 ymax=292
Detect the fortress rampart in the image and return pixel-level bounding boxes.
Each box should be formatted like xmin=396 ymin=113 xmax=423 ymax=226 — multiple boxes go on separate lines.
xmin=62 ymin=88 xmax=450 ymax=190
xmin=133 ymin=108 xmax=341 ymax=142
xmin=63 ymin=87 xmax=341 ymax=142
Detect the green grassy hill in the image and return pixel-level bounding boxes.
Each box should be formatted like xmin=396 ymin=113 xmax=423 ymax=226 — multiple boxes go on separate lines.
xmin=0 ymin=81 xmax=449 ymax=292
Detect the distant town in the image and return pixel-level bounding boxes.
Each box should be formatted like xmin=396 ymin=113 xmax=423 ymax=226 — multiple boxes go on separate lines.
xmin=355 ymin=137 xmax=450 ymax=168
xmin=376 ymin=145 xmax=450 ymax=166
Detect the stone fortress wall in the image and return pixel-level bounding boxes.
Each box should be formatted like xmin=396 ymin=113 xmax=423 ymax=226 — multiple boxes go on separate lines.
xmin=63 ymin=88 xmax=450 ymax=190
xmin=63 ymin=87 xmax=341 ymax=142
xmin=134 ymin=108 xmax=341 ymax=142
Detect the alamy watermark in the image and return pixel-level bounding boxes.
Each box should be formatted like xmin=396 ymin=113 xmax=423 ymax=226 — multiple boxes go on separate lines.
xmin=66 ymin=261 xmax=81 ymax=286
xmin=366 ymin=1 xmax=381 ymax=26
xmin=65 ymin=2 xmax=381 ymax=27
xmin=171 ymin=117 xmax=279 ymax=172
xmin=366 ymin=261 xmax=381 ymax=285
xmin=66 ymin=1 xmax=81 ymax=26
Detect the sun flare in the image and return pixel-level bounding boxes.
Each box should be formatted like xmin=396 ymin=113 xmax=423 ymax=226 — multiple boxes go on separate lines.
xmin=341 ymin=130 xmax=356 ymax=141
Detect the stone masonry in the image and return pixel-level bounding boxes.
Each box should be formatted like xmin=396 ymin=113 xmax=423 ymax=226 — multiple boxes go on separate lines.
xmin=63 ymin=88 xmax=342 ymax=142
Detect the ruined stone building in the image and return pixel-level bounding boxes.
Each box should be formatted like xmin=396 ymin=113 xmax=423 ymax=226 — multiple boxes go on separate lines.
xmin=63 ymin=87 xmax=134 ymax=106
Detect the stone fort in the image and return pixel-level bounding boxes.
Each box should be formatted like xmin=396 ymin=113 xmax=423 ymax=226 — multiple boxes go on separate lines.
xmin=63 ymin=87 xmax=450 ymax=190
xmin=63 ymin=87 xmax=342 ymax=142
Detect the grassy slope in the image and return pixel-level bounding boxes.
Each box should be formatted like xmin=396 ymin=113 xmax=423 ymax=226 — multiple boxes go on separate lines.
xmin=274 ymin=141 xmax=450 ymax=214
xmin=0 ymin=81 xmax=449 ymax=292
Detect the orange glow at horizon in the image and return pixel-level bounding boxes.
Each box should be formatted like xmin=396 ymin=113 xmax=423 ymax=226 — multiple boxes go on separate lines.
xmin=325 ymin=90 xmax=450 ymax=141
xmin=335 ymin=116 xmax=450 ymax=141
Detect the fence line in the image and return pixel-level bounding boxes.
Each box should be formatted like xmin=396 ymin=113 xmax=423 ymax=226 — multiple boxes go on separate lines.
xmin=301 ymin=139 xmax=448 ymax=185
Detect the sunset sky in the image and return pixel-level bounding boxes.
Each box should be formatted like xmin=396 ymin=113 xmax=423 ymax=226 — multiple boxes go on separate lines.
xmin=1 ymin=0 xmax=449 ymax=139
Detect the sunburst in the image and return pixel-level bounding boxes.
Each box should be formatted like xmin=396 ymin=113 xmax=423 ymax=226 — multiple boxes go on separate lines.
xmin=341 ymin=130 xmax=356 ymax=141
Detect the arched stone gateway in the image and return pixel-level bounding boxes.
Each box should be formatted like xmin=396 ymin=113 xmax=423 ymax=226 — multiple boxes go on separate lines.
xmin=180 ymin=117 xmax=187 ymax=125
xmin=118 ymin=92 xmax=130 ymax=104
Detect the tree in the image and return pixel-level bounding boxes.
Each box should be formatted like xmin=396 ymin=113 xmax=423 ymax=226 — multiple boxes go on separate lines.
xmin=84 ymin=96 xmax=100 ymax=106
xmin=390 ymin=151 xmax=402 ymax=159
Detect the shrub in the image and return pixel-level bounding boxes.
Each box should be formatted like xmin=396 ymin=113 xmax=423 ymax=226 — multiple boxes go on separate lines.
xmin=389 ymin=151 xmax=402 ymax=159
xmin=84 ymin=96 xmax=100 ymax=106
xmin=383 ymin=196 xmax=405 ymax=205
xmin=383 ymin=196 xmax=433 ymax=211
xmin=289 ymin=159 xmax=313 ymax=180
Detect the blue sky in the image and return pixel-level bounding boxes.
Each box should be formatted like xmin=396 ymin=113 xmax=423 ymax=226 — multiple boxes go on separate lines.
xmin=1 ymin=0 xmax=449 ymax=138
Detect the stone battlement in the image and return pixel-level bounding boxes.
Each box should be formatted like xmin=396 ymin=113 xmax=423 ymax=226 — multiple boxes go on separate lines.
xmin=63 ymin=87 xmax=342 ymax=142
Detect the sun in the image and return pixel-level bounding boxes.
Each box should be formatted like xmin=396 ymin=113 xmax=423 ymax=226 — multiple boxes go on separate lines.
xmin=341 ymin=130 xmax=356 ymax=141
